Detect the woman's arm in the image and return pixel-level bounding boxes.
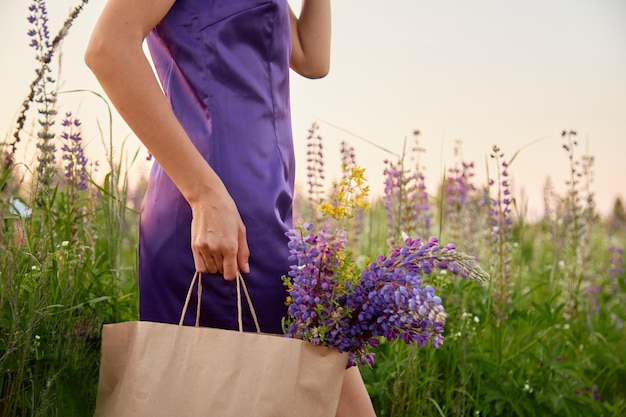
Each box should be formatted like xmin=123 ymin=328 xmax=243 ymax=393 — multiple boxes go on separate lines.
xmin=85 ymin=0 xmax=249 ymax=280
xmin=289 ymin=0 xmax=331 ymax=78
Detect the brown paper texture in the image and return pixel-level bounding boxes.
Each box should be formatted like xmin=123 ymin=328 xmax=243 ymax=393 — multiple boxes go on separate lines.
xmin=94 ymin=321 xmax=348 ymax=417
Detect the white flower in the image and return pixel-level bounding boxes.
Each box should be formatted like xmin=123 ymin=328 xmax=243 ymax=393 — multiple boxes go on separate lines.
xmin=473 ymin=316 xmax=480 ymax=323
xmin=61 ymin=240 xmax=69 ymax=247
xmin=523 ymin=380 xmax=533 ymax=393
xmin=35 ymin=334 xmax=41 ymax=340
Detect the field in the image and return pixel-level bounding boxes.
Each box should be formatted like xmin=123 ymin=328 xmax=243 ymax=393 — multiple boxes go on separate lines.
xmin=1 ymin=1 xmax=625 ymax=416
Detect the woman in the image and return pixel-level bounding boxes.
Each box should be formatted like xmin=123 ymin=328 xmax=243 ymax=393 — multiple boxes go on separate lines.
xmin=85 ymin=0 xmax=375 ymax=415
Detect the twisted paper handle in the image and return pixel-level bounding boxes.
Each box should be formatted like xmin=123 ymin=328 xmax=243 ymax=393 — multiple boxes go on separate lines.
xmin=179 ymin=271 xmax=261 ymax=333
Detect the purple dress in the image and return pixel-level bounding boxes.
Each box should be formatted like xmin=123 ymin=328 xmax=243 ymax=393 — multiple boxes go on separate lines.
xmin=139 ymin=0 xmax=293 ymax=334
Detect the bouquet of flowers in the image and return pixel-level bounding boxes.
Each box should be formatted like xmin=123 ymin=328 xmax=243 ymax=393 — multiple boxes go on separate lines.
xmin=282 ymin=165 xmax=488 ymax=366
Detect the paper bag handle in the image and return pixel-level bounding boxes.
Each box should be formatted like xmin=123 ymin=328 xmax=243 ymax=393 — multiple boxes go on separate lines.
xmin=179 ymin=271 xmax=261 ymax=333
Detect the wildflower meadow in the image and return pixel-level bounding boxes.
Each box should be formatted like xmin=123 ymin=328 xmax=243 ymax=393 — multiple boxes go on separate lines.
xmin=2 ymin=2 xmax=625 ymax=416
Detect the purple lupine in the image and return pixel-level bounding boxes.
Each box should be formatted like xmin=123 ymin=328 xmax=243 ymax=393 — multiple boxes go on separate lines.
xmin=284 ymin=223 xmax=350 ymax=346
xmin=27 ymin=1 xmax=52 ymax=63
xmin=562 ymin=130 xmax=585 ymax=256
xmin=445 ymin=141 xmax=474 ymax=220
xmin=383 ymin=131 xmax=432 ymax=243
xmin=60 ymin=112 xmax=89 ymax=191
xmin=283 ymin=224 xmax=488 ymax=366
xmin=340 ymin=140 xmax=356 ymax=169
xmin=28 ymin=0 xmax=58 ymax=187
xmin=445 ymin=158 xmax=476 ymax=243
xmin=488 ymin=146 xmax=513 ymax=245
xmin=398 ymin=168 xmax=433 ymax=241
xmin=383 ymin=158 xmax=402 ymax=241
xmin=562 ymin=130 xmax=596 ymax=320
xmin=413 ymin=170 xmax=431 ymax=238
xmin=488 ymin=145 xmax=514 ymax=320
xmin=443 ymin=141 xmax=484 ymax=260
xmin=445 ymin=165 xmax=462 ymax=249
xmin=9 ymin=0 xmax=89 ymax=166
xmin=305 ymin=123 xmax=325 ymax=216
xmin=402 ymin=131 xmax=431 ymax=239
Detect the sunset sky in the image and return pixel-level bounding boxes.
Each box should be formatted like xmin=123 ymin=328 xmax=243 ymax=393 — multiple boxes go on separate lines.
xmin=1 ymin=0 xmax=625 ymax=219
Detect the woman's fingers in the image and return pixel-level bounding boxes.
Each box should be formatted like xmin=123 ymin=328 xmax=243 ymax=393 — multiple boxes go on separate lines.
xmin=190 ymin=197 xmax=248 ymax=280
xmin=191 ymin=235 xmax=228 ymax=275
xmin=194 ymin=252 xmax=219 ymax=275
xmin=220 ymin=230 xmax=247 ymax=280
xmin=221 ymin=254 xmax=238 ymax=281
xmin=237 ymin=225 xmax=250 ymax=274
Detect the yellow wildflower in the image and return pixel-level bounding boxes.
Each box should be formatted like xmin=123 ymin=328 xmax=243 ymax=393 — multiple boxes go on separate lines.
xmin=318 ymin=163 xmax=370 ymax=221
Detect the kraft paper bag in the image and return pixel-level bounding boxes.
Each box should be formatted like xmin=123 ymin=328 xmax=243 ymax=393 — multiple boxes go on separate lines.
xmin=93 ymin=272 xmax=348 ymax=417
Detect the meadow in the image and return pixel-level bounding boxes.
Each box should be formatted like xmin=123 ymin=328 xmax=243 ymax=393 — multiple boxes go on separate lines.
xmin=1 ymin=1 xmax=625 ymax=416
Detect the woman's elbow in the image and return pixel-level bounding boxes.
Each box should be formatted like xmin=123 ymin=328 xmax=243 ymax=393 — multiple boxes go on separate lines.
xmin=84 ymin=32 xmax=121 ymax=77
xmin=84 ymin=35 xmax=106 ymax=74
xmin=307 ymin=64 xmax=330 ymax=79
xmin=293 ymin=60 xmax=330 ymax=79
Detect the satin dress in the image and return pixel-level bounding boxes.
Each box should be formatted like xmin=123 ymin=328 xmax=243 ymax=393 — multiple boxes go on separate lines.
xmin=139 ymin=0 xmax=294 ymax=334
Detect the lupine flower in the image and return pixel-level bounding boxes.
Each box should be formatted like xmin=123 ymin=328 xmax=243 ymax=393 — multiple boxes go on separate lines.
xmin=489 ymin=146 xmax=513 ymax=246
xmin=9 ymin=0 xmax=89 ymax=163
xmin=488 ymin=145 xmax=514 ymax=320
xmin=406 ymin=132 xmax=432 ymax=240
xmin=284 ymin=165 xmax=488 ymax=366
xmin=445 ymin=140 xmax=477 ymax=245
xmin=305 ymin=122 xmax=325 ymax=209
xmin=27 ymin=1 xmax=52 ymax=63
xmin=340 ymin=140 xmax=356 ymax=169
xmin=60 ymin=112 xmax=89 ymax=190
xmin=383 ymin=158 xmax=402 ymax=236
xmin=383 ymin=159 xmax=431 ymax=243
xmin=561 ymin=130 xmax=596 ymax=320
xmin=283 ymin=226 xmax=488 ymax=366
xmin=28 ymin=0 xmax=58 ymax=187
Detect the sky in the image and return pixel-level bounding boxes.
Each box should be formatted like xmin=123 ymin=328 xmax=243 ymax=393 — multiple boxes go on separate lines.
xmin=1 ymin=0 xmax=625 ymax=220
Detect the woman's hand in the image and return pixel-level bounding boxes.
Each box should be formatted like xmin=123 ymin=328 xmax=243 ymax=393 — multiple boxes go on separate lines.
xmin=189 ymin=189 xmax=250 ymax=280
